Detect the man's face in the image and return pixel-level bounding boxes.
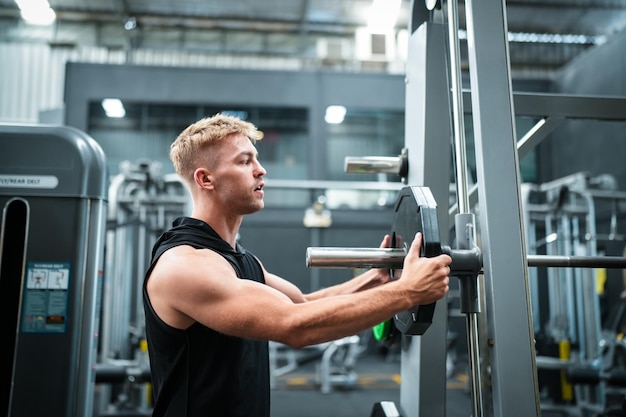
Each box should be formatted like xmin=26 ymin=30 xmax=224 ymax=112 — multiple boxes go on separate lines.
xmin=209 ymin=133 xmax=267 ymax=215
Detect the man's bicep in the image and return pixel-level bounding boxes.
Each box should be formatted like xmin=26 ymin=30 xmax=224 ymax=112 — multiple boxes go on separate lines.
xmin=172 ymin=257 xmax=295 ymax=338
xmin=254 ymin=256 xmax=306 ymax=304
xmin=202 ymin=278 xmax=300 ymax=339
xmin=264 ymin=272 xmax=306 ymax=303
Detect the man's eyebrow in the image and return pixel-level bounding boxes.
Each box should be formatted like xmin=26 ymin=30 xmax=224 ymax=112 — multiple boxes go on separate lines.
xmin=236 ymin=150 xmax=259 ymax=158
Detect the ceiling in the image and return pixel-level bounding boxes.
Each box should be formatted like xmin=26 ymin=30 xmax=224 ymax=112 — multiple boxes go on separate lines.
xmin=1 ymin=0 xmax=625 ymax=80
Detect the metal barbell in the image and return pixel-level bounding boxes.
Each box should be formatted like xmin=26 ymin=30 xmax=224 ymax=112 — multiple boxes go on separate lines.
xmin=306 ymin=246 xmax=626 ymax=270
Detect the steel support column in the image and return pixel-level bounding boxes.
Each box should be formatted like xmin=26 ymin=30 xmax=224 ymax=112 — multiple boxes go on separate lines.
xmin=401 ymin=20 xmax=452 ymax=417
xmin=464 ymin=0 xmax=540 ymax=416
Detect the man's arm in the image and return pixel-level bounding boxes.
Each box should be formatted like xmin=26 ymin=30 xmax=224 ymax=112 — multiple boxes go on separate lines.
xmin=146 ymin=232 xmax=450 ymax=349
xmin=263 ymin=265 xmax=389 ymax=304
xmin=304 ymin=234 xmax=392 ymax=300
xmin=263 ymin=234 xmax=392 ymax=302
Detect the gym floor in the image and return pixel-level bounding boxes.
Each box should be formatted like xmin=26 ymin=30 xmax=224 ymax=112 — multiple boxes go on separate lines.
xmin=270 ymin=346 xmax=604 ymax=417
xmin=271 ymin=347 xmax=472 ymax=417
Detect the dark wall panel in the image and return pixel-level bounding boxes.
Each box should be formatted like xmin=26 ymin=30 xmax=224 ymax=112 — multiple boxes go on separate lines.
xmin=240 ymin=209 xmax=393 ymax=293
xmin=544 ymin=31 xmax=626 ymax=186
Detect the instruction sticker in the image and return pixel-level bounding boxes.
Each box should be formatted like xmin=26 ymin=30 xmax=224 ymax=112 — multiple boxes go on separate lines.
xmin=0 ymin=174 xmax=58 ymax=189
xmin=21 ymin=262 xmax=70 ymax=333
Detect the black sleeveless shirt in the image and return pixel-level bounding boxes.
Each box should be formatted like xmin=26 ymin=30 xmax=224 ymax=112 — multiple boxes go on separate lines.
xmin=142 ymin=217 xmax=270 ymax=417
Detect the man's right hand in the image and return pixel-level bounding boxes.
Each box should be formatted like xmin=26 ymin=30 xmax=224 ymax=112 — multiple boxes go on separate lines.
xmin=401 ymin=232 xmax=452 ymax=305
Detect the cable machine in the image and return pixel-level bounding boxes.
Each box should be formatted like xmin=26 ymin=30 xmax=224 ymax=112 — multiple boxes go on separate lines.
xmin=0 ymin=124 xmax=107 ymax=417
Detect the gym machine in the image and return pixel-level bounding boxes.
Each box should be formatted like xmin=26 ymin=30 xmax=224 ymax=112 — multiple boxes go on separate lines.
xmin=308 ymin=1 xmax=626 ymax=417
xmin=0 ymin=124 xmax=107 ymax=417
xmin=314 ymin=1 xmax=539 ymax=415
xmin=95 ymin=160 xmax=190 ymax=415
xmin=523 ymin=173 xmax=626 ymax=415
xmin=307 ymin=185 xmax=626 ymax=416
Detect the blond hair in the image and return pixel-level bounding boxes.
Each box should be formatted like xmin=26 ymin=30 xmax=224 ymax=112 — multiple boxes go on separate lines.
xmin=170 ymin=113 xmax=262 ymax=183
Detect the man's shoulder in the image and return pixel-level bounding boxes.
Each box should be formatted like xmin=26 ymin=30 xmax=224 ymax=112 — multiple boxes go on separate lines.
xmin=160 ymin=244 xmax=225 ymax=264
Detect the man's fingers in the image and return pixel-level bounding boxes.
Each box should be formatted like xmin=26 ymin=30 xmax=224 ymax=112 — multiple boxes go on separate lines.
xmin=408 ymin=232 xmax=423 ymax=258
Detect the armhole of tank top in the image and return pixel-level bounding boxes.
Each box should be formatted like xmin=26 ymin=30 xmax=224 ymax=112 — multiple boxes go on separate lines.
xmin=143 ymin=244 xmax=190 ymax=334
xmin=205 ymin=247 xmax=244 ymax=278
xmin=249 ymin=255 xmax=266 ymax=284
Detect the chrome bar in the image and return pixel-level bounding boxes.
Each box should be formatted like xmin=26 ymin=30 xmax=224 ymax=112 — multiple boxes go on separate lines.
xmin=344 ymin=156 xmax=404 ymax=175
xmin=466 ymin=312 xmax=483 ymax=417
xmin=265 ymin=178 xmax=403 ymax=191
xmin=448 ymin=0 xmax=471 ymax=216
xmin=527 ymin=255 xmax=626 ymax=269
xmin=305 ymin=247 xmax=405 ymax=269
xmin=306 ymin=247 xmax=626 ymax=270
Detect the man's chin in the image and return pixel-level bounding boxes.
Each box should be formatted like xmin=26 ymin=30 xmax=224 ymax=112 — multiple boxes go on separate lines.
xmin=245 ymin=202 xmax=264 ymax=214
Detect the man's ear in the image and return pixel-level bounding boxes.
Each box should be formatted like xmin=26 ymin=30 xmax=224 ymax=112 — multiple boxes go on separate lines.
xmin=194 ymin=168 xmax=214 ymax=190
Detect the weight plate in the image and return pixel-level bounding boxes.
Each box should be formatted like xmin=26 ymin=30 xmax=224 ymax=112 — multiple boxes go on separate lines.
xmin=391 ymin=186 xmax=442 ymax=335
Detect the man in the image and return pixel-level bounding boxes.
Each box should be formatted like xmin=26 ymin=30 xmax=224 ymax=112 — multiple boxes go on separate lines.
xmin=142 ymin=113 xmax=452 ymax=417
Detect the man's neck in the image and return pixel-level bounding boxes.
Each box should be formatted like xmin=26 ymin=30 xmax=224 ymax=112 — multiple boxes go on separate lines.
xmin=190 ymin=211 xmax=242 ymax=249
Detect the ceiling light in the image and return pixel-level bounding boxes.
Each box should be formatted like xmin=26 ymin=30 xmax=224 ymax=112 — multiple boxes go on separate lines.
xmin=102 ymin=98 xmax=126 ymax=118
xmin=545 ymin=233 xmax=558 ymax=244
xmin=458 ymin=29 xmax=605 ymax=45
xmin=367 ymin=0 xmax=401 ymax=34
xmin=507 ymin=31 xmax=605 ymax=45
xmin=15 ymin=0 xmax=56 ymax=26
xmin=124 ymin=17 xmax=137 ymax=31
xmin=325 ymin=105 xmax=346 ymax=124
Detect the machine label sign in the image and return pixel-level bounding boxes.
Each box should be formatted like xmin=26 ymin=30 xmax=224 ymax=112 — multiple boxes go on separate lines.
xmin=21 ymin=262 xmax=70 ymax=333
xmin=0 ymin=174 xmax=58 ymax=189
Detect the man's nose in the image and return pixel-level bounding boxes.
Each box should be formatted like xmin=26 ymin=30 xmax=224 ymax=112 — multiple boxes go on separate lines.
xmin=255 ymin=161 xmax=267 ymax=176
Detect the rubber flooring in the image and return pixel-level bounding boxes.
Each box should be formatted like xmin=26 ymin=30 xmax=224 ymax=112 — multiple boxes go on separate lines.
xmin=270 ymin=349 xmax=472 ymax=417
xmin=270 ymin=349 xmax=620 ymax=417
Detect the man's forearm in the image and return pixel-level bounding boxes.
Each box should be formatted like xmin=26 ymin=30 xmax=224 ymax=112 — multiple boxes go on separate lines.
xmin=305 ymin=268 xmax=389 ymax=301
